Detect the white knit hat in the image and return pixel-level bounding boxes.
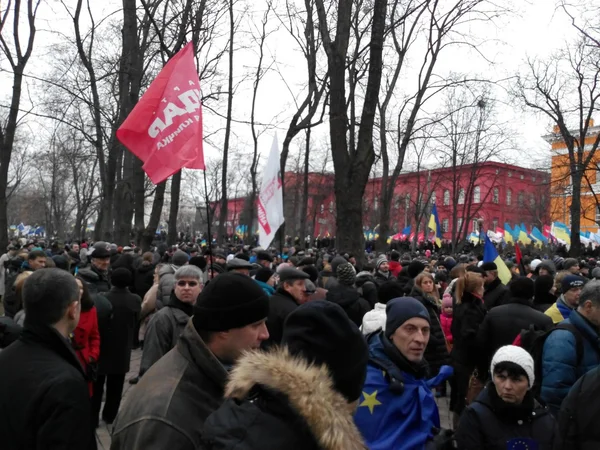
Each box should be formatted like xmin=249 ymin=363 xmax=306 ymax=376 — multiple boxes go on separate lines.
xmin=530 ymin=259 xmax=542 ymax=271
xmin=490 ymin=345 xmax=535 ymax=387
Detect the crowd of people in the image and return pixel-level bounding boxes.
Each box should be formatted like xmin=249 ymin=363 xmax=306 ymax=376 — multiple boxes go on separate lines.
xmin=0 ymin=238 xmax=599 ymax=449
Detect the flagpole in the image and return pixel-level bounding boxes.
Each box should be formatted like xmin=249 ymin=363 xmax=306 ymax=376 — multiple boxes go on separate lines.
xmin=203 ymin=169 xmax=212 ymax=253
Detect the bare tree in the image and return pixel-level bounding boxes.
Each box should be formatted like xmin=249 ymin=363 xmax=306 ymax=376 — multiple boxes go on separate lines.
xmin=0 ymin=0 xmax=42 ymax=250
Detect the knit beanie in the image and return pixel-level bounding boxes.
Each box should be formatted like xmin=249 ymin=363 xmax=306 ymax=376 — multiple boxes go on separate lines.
xmin=189 ymin=255 xmax=207 ymax=271
xmin=337 ymin=262 xmax=356 ymax=286
xmin=563 ymin=258 xmax=579 ymax=271
xmin=593 ymin=267 xmax=600 ymax=280
xmin=509 ymin=277 xmax=535 ymax=300
xmin=255 ymin=268 xmax=274 ymax=283
xmin=111 ymin=267 xmax=133 ymax=288
xmin=385 ymin=297 xmax=431 ymax=338
xmin=172 ymin=250 xmax=189 ymax=267
xmin=561 ymin=275 xmax=585 ymax=293
xmin=193 ymin=272 xmax=269 ymax=332
xmin=530 ymin=259 xmax=542 ymax=271
xmin=407 ymin=260 xmax=425 ymax=278
xmin=375 ymin=256 xmax=388 ymax=271
xmin=442 ymin=293 xmax=453 ymax=308
xmin=282 ymin=301 xmax=368 ymax=402
xmin=330 ymin=256 xmax=347 ymax=275
xmin=491 ymin=345 xmax=535 ymax=387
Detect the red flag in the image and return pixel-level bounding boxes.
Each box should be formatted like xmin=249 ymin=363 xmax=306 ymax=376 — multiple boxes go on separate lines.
xmin=515 ymin=243 xmax=522 ymax=265
xmin=117 ymin=42 xmax=204 ymax=184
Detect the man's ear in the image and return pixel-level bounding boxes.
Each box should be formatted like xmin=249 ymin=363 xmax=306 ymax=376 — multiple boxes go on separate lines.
xmin=67 ymin=301 xmax=80 ymax=320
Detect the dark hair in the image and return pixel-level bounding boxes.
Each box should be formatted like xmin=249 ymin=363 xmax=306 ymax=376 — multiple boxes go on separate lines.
xmin=23 ymin=269 xmax=79 ymax=325
xmin=377 ymin=281 xmax=405 ymax=304
xmin=142 ymin=252 xmax=154 ymax=264
xmin=75 ymin=276 xmax=94 ymax=311
xmin=28 ymin=250 xmax=46 ymax=261
xmin=493 ymin=361 xmax=529 ymax=381
xmin=302 ymin=265 xmax=319 ymax=283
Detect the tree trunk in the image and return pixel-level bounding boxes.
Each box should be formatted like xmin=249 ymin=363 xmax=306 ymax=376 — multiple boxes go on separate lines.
xmin=570 ymin=171 xmax=582 ymax=256
xmin=299 ymin=129 xmax=311 ymax=249
xmin=168 ymin=170 xmax=182 ymax=245
xmin=139 ymin=181 xmax=166 ymax=251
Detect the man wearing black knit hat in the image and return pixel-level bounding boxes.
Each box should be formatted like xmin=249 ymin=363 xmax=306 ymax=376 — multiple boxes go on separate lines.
xmin=476 ymin=276 xmax=553 ymax=369
xmin=481 ymin=261 xmax=510 ymax=310
xmin=112 ymin=272 xmax=269 ymax=450
xmin=202 ymin=301 xmax=369 ymax=449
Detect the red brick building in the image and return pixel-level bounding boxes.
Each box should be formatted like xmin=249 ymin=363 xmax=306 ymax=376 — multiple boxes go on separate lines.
xmin=212 ymin=161 xmax=549 ymax=240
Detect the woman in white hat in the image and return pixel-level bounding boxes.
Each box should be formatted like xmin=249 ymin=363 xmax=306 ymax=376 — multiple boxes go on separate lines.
xmin=454 ymin=345 xmax=557 ymax=449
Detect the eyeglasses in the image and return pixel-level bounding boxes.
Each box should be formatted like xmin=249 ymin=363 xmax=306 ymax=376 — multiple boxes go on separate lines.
xmin=176 ymin=280 xmax=200 ymax=288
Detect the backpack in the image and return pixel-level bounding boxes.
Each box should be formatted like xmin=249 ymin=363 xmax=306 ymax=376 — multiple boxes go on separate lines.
xmin=513 ymin=323 xmax=584 ymax=396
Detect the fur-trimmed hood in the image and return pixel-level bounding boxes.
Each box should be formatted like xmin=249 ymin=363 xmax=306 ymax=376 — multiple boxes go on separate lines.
xmin=225 ymin=347 xmax=367 ymax=450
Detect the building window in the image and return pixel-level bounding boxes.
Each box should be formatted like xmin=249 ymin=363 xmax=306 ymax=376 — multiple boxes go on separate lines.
xmin=520 ymin=174 xmax=524 ymax=180
xmin=431 ymin=191 xmax=436 ymax=204
xmin=506 ymin=189 xmax=512 ymax=205
xmin=492 ymin=188 xmax=499 ymax=204
xmin=443 ymin=189 xmax=450 ymax=205
xmin=518 ymin=192 xmax=524 ymax=207
xmin=529 ymin=195 xmax=535 ymax=207
xmin=492 ymin=218 xmax=498 ymax=230
xmin=596 ymin=206 xmax=600 ymax=224
xmin=442 ymin=218 xmax=449 ymax=232
xmin=373 ymin=196 xmax=378 ymax=211
xmin=532 ymin=176 xmax=536 ymax=182
xmin=328 ymin=201 xmax=334 ymax=213
xmin=405 ymin=193 xmax=410 ymax=208
xmin=472 ymin=219 xmax=479 ymax=233
xmin=458 ymin=188 xmax=465 ymax=205
xmin=320 ymin=204 xmax=324 ymax=213
xmin=508 ymin=171 xmax=512 ymax=178
xmin=473 ymin=186 xmax=481 ymax=204
xmin=393 ymin=196 xmax=400 ymax=209
xmin=457 ymin=218 xmax=463 ymax=230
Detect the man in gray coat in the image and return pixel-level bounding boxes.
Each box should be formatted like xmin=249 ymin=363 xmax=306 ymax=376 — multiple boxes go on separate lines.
xmin=111 ymin=272 xmax=270 ymax=450
xmin=139 ymin=265 xmax=202 ymax=376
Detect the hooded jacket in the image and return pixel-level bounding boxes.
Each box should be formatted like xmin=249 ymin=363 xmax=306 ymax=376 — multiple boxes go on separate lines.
xmin=326 ymin=284 xmax=371 ymax=327
xmin=454 ymin=383 xmax=556 ymax=450
xmin=202 ymin=348 xmax=367 ymax=450
xmin=111 ymin=320 xmax=229 ymax=450
xmin=355 ymin=272 xmax=378 ymax=307
xmin=156 ymin=264 xmax=179 ymax=309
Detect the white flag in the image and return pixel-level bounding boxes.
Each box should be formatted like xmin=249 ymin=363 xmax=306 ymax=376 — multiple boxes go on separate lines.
xmin=257 ymin=136 xmax=284 ymax=248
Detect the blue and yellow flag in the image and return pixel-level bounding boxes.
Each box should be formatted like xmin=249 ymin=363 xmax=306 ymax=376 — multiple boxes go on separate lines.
xmin=428 ymin=204 xmax=442 ymax=247
xmin=483 ymin=235 xmax=511 ymax=285
xmin=504 ymin=223 xmax=514 ymax=244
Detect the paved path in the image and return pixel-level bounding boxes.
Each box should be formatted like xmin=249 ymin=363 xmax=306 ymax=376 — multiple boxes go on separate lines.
xmin=96 ymin=350 xmax=453 ymax=448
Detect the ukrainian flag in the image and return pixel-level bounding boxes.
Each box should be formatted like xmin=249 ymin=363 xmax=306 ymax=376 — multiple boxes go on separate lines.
xmin=551 ymin=222 xmax=571 ymax=245
xmin=518 ymin=224 xmax=531 ymax=245
xmin=504 ymin=223 xmax=514 ymax=244
xmin=428 ymin=204 xmax=442 ymax=247
xmin=483 ymin=235 xmax=512 ymax=285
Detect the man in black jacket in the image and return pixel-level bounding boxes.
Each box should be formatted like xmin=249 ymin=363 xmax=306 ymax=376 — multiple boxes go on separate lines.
xmin=481 ymin=262 xmax=510 ymax=310
xmin=263 ymin=267 xmax=309 ymax=347
xmin=0 ymin=268 xmax=95 ymax=450
xmin=477 ymin=277 xmax=553 ymax=369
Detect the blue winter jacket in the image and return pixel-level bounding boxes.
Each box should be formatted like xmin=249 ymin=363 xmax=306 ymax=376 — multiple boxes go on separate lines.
xmin=254 ymin=279 xmax=275 ymax=296
xmin=354 ymin=332 xmax=452 ymax=450
xmin=541 ymin=310 xmax=600 ymax=416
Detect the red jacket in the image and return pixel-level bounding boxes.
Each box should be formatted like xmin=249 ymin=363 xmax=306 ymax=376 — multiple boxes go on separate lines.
xmin=73 ymin=307 xmax=100 ymax=396
xmin=440 ymin=313 xmax=453 ymax=344
xmin=388 ymin=261 xmax=402 ymax=278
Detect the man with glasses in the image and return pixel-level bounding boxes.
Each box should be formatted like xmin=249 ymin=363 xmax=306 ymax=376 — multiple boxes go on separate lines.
xmin=139 ymin=265 xmax=203 ymax=376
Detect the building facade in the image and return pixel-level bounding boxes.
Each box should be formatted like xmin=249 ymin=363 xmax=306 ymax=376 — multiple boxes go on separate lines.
xmin=213 ymin=161 xmax=549 ymax=240
xmin=547 ymin=121 xmax=600 ymax=233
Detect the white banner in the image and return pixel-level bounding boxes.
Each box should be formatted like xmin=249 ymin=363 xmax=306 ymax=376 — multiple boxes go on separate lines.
xmin=257 ymin=136 xmax=284 ymax=248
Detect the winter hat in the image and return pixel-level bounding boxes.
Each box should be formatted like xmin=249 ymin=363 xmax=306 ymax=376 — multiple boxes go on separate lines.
xmin=530 ymin=259 xmax=542 ymax=271
xmin=256 ymin=251 xmax=273 ymax=263
xmin=561 ymin=275 xmax=586 ymax=293
xmin=189 ymin=256 xmax=207 ymax=271
xmin=442 ymin=293 xmax=453 ymax=308
xmin=235 ymin=253 xmax=251 ymax=262
xmin=227 ymin=258 xmax=254 ymax=271
xmin=172 ymin=250 xmax=189 ymax=267
xmin=377 ymin=281 xmax=406 ymax=305
xmin=278 ymin=267 xmax=310 ymax=283
xmin=301 ymin=265 xmax=319 ymax=283
xmin=592 ymin=267 xmax=600 ymax=280
xmin=276 ymin=262 xmax=293 ymax=273
xmin=563 ymin=258 xmax=579 ymax=271
xmin=509 ymin=277 xmax=535 ymax=300
xmin=407 ymin=260 xmax=425 ymax=278
xmin=255 ymin=268 xmax=274 ymax=283
xmin=375 ymin=256 xmax=388 ymax=271
xmin=111 ymin=267 xmax=133 ymax=288
xmin=330 ymin=256 xmax=348 ymax=275
xmin=52 ymin=255 xmax=69 ymax=272
xmin=282 ymin=301 xmax=368 ymax=402
xmin=481 ymin=262 xmax=498 ymax=272
xmin=193 ymin=272 xmax=269 ymax=332
xmin=490 ymin=345 xmax=535 ymax=387
xmin=337 ymin=262 xmax=356 ymax=286
xmin=385 ymin=297 xmax=431 ymax=338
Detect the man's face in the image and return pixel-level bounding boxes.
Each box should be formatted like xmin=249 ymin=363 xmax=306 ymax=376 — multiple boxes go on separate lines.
xmin=581 ymin=267 xmax=589 ymax=276
xmin=569 ymin=264 xmax=580 ymax=274
xmin=29 ymin=257 xmax=46 ymax=270
xmin=259 ymin=259 xmax=272 ymax=269
xmin=493 ymin=370 xmax=528 ymax=405
xmin=174 ymin=277 xmax=202 ymax=304
xmin=284 ymin=279 xmax=306 ymax=303
xmin=349 ymin=256 xmax=357 ymax=265
xmin=564 ymin=287 xmax=581 ymax=307
xmin=215 ymin=257 xmax=226 ymax=265
xmin=484 ymin=271 xmax=496 ymax=284
xmin=72 ymin=244 xmax=80 ymax=253
xmin=581 ymin=300 xmax=600 ymax=327
xmin=379 ymin=262 xmax=389 ymax=273
xmin=539 ymin=268 xmax=550 ymax=277
xmin=92 ymin=257 xmax=110 ymax=272
xmin=219 ymin=319 xmax=269 ymax=363
xmin=390 ymin=317 xmax=430 ymax=363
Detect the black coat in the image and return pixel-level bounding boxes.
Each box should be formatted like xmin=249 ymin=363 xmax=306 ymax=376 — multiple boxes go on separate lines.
xmin=264 ymin=289 xmax=299 ymax=348
xmin=325 ymin=283 xmax=371 ymax=327
xmin=134 ymin=262 xmax=155 ymax=299
xmin=477 ymin=297 xmax=554 ymax=369
xmin=99 ymin=287 xmax=141 ymax=374
xmin=483 ymin=278 xmax=510 ymax=310
xmin=202 ymin=348 xmax=366 ymax=450
xmin=451 ymin=291 xmax=486 ymax=372
xmin=555 ymin=364 xmax=600 ymax=450
xmin=78 ymin=264 xmax=111 ymax=293
xmin=454 ymin=384 xmax=556 ymax=450
xmin=410 ymin=286 xmax=450 ymax=376
xmin=0 ymin=323 xmax=95 ymax=450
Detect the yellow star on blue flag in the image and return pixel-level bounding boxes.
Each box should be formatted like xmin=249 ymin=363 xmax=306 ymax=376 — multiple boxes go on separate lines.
xmin=359 ymin=390 xmax=382 ymax=414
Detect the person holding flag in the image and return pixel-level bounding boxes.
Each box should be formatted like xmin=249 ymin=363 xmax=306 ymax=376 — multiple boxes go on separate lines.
xmin=481 ymin=236 xmax=511 ymax=311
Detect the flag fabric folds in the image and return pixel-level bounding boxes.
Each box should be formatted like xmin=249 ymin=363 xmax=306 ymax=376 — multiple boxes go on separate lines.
xmin=117 ymin=42 xmax=205 ymax=184
xmin=551 ymin=222 xmax=571 ymax=245
xmin=257 ymin=136 xmax=284 ymax=248
xmin=504 ymin=223 xmax=514 ymax=244
xmin=428 ymin=204 xmax=442 ymax=247
xmin=483 ymin=235 xmax=511 ymax=285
